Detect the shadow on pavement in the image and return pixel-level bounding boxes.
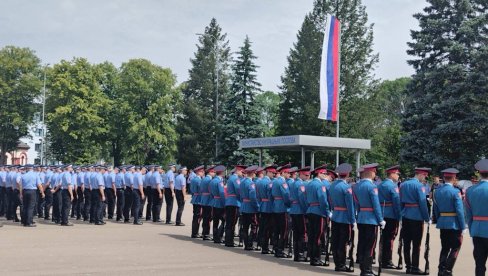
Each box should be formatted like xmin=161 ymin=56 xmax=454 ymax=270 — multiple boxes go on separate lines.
xmin=161 ymin=233 xmax=411 ymax=275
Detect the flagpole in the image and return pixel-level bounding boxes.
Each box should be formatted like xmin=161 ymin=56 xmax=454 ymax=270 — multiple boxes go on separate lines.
xmin=335 ymin=19 xmax=342 ymax=168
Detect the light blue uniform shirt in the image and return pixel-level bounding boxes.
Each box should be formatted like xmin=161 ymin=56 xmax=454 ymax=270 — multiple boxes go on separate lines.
xmin=77 ymin=172 xmax=85 ymax=186
xmin=21 ymin=170 xmax=41 ymax=190
xmin=5 ymin=171 xmax=13 ymax=188
xmin=151 ymin=171 xmax=161 ymax=189
xmin=71 ymin=172 xmax=77 ymax=188
xmin=44 ymin=170 xmax=53 ymax=188
xmin=175 ymin=174 xmax=186 ymax=190
xmin=39 ymin=172 xmax=45 ymax=185
xmin=12 ymin=172 xmax=21 ymax=190
xmin=0 ymin=171 xmax=6 ymax=187
xmin=61 ymin=171 xmax=72 ymax=189
xmin=145 ymin=171 xmax=153 ymax=188
xmin=124 ymin=172 xmax=134 ymax=189
xmin=90 ymin=172 xmax=99 ymax=190
xmin=165 ymin=171 xmax=175 ymax=189
xmin=133 ymin=172 xmax=143 ymax=189
xmin=115 ymin=173 xmax=125 ymax=189
xmin=104 ymin=172 xmax=115 ymax=189
xmin=96 ymin=173 xmax=105 ymax=189
xmin=84 ymin=172 xmax=91 ymax=188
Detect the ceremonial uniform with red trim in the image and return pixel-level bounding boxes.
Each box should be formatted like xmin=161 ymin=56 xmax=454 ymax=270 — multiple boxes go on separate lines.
xmin=378 ymin=178 xmax=402 ymax=266
xmin=240 ymin=176 xmax=259 ymax=250
xmin=224 ymin=174 xmax=241 ymax=246
xmin=306 ymin=177 xmax=330 ymax=265
xmin=210 ymin=176 xmax=225 ymax=243
xmin=466 ymin=179 xmax=488 ymax=276
xmin=271 ymin=176 xmax=291 ymax=257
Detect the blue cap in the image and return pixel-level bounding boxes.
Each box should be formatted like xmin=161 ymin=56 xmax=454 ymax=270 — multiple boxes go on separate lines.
xmin=335 ymin=163 xmax=352 ymax=176
xmin=475 ymin=159 xmax=488 ymax=173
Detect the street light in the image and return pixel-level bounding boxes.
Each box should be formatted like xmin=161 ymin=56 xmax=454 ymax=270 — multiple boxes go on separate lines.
xmin=196 ymin=33 xmax=220 ymax=160
xmin=40 ymin=64 xmax=48 ymax=165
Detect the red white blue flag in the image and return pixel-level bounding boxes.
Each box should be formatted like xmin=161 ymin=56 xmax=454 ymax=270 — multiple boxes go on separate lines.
xmin=318 ymin=15 xmax=340 ymax=122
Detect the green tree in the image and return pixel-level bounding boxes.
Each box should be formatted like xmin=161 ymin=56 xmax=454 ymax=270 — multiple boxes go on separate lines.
xmin=46 ymin=58 xmax=111 ymax=163
xmin=117 ymin=59 xmax=180 ymax=165
xmin=277 ymin=0 xmax=378 ymax=164
xmin=401 ymin=0 xmax=488 ymax=177
xmin=220 ymin=36 xmax=263 ymax=165
xmin=177 ymin=18 xmax=231 ymax=167
xmin=255 ymin=91 xmax=280 ymax=137
xmin=0 ymin=46 xmax=42 ymax=164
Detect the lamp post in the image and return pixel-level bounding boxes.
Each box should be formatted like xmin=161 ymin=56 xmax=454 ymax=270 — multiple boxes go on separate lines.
xmin=196 ymin=33 xmax=220 ymax=160
xmin=40 ymin=64 xmax=48 ymax=165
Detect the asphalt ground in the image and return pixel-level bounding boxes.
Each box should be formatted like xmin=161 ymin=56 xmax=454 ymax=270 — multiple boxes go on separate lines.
xmin=0 ymin=201 xmax=476 ymax=276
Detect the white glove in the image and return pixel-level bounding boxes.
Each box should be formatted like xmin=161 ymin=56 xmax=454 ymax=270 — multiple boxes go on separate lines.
xmin=462 ymin=229 xmax=468 ymax=235
xmin=328 ymin=212 xmax=333 ymax=218
xmin=427 ymin=219 xmax=432 ymax=225
xmin=352 ymin=222 xmax=357 ymax=230
xmin=380 ymin=220 xmax=386 ymax=229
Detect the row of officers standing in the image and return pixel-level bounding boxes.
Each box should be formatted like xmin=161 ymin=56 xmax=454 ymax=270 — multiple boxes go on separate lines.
xmin=0 ymin=164 xmax=191 ymax=227
xmin=188 ymin=159 xmax=488 ymax=276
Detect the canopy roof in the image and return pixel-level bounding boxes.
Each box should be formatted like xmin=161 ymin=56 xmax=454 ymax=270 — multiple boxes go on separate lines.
xmin=239 ymin=135 xmax=370 ymax=151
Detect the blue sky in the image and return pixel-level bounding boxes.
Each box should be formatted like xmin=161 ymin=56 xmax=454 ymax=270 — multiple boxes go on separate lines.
xmin=0 ymin=0 xmax=427 ymax=91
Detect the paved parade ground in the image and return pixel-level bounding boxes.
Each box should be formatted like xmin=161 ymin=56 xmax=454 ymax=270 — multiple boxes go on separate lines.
xmin=0 ymin=201 xmax=476 ymax=276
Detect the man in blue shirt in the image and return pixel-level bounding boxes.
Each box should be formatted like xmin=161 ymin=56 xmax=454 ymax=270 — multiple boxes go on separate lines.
xmin=0 ymin=166 xmax=6 ymax=218
xmin=144 ymin=165 xmax=154 ymax=221
xmin=123 ymin=166 xmax=134 ymax=223
xmin=190 ymin=166 xmax=204 ymax=238
xmin=224 ymin=165 xmax=245 ymax=247
xmin=51 ymin=166 xmax=62 ymax=224
xmin=240 ymin=166 xmax=260 ymax=251
xmin=151 ymin=165 xmax=164 ymax=223
xmin=114 ymin=167 xmax=125 ymax=222
xmin=10 ymin=166 xmax=23 ymax=223
xmin=164 ymin=164 xmax=176 ymax=224
xmin=74 ymin=166 xmax=84 ymax=220
xmin=83 ymin=166 xmax=93 ymax=222
xmin=36 ymin=166 xmax=46 ymax=218
xmin=21 ymin=165 xmax=44 ymax=227
xmin=175 ymin=166 xmax=188 ymax=226
xmin=200 ymin=166 xmax=216 ymax=240
xmin=60 ymin=165 xmax=74 ymax=226
xmin=132 ymin=166 xmax=145 ymax=225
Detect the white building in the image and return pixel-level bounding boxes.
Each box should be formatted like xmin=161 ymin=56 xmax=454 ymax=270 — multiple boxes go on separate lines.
xmin=20 ymin=112 xmax=45 ymax=164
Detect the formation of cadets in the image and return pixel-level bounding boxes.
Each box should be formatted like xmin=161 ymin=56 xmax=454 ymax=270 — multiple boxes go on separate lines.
xmin=189 ymin=159 xmax=488 ymax=276
xmin=0 ymin=164 xmax=188 ymax=227
xmin=1 ymin=159 xmax=488 ymax=276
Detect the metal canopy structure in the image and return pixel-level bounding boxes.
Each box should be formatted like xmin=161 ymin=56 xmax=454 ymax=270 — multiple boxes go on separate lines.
xmin=239 ymin=135 xmax=371 ymax=170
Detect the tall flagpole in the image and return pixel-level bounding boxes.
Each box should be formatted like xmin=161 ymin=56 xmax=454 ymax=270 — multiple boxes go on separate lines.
xmin=335 ymin=20 xmax=342 ymax=168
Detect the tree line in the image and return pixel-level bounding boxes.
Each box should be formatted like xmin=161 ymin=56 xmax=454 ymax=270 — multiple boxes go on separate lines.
xmin=0 ymin=0 xmax=486 ymax=178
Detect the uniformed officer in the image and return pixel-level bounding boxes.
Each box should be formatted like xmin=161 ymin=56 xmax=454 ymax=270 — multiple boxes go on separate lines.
xmin=257 ymin=165 xmax=277 ymax=254
xmin=52 ymin=166 xmax=62 ymax=224
xmin=114 ymin=167 xmax=125 ymax=222
xmin=330 ymin=163 xmax=355 ymax=272
xmin=353 ymin=163 xmax=386 ymax=276
xmin=240 ymin=165 xmax=260 ymax=250
xmin=36 ymin=166 xmax=46 ymax=217
xmin=290 ymin=167 xmax=310 ymax=262
xmin=93 ymin=166 xmax=107 ymax=225
xmin=378 ymin=165 xmax=402 ymax=269
xmin=60 ymin=165 xmax=74 ymax=226
xmin=83 ymin=166 xmax=93 ymax=222
xmin=210 ymin=165 xmax=226 ymax=243
xmin=224 ymin=165 xmax=245 ymax=247
xmin=164 ymin=164 xmax=176 ymax=224
xmin=11 ymin=166 xmax=23 ymax=223
xmin=465 ymin=159 xmax=488 ymax=276
xmin=42 ymin=166 xmax=53 ymax=220
xmin=151 ymin=165 xmax=164 ymax=222
xmin=123 ymin=166 xmax=134 ymax=223
xmin=145 ymin=165 xmax=154 ymax=221
xmin=104 ymin=166 xmax=116 ymax=220
xmin=306 ymin=165 xmax=331 ymax=266
xmin=75 ymin=166 xmax=85 ymax=220
xmin=175 ymin=166 xmax=187 ymax=226
xmin=433 ymin=168 xmax=466 ymax=276
xmin=21 ymin=165 xmax=44 ymax=227
xmin=190 ymin=165 xmax=205 ymax=238
xmin=400 ymin=167 xmax=431 ymax=275
xmin=0 ymin=166 xmax=6 ymax=218
xmin=132 ymin=166 xmax=145 ymax=225
xmin=69 ymin=166 xmax=78 ymax=219
xmin=271 ymin=164 xmax=291 ymax=258
xmin=200 ymin=166 xmax=216 ymax=240
xmin=5 ymin=166 xmax=15 ymax=221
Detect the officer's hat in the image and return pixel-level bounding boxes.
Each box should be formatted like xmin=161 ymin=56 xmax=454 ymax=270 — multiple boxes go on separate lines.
xmin=362 ymin=163 xmax=379 ymax=173
xmin=213 ymin=165 xmax=226 ymax=173
xmin=168 ymin=164 xmax=176 ymax=168
xmin=233 ymin=165 xmax=247 ymax=171
xmin=289 ymin=167 xmax=299 ymax=173
xmin=244 ymin=165 xmax=259 ymax=173
xmin=335 ymin=163 xmax=353 ymax=176
xmin=441 ymin=168 xmax=459 ymax=177
xmin=278 ymin=163 xmax=292 ymax=173
xmin=313 ymin=164 xmax=328 ymax=174
xmin=25 ymin=164 xmax=34 ymax=169
xmin=475 ymin=159 xmax=488 ymax=173
xmin=255 ymin=167 xmax=265 ymax=173
xmin=415 ymin=167 xmax=432 ymax=176
xmin=264 ymin=165 xmax=278 ymax=173
xmin=179 ymin=166 xmax=188 ymax=171
xmin=194 ymin=165 xmax=205 ymax=172
xmin=298 ymin=167 xmax=312 ymax=176
xmin=206 ymin=165 xmax=217 ymax=173
xmin=327 ymin=169 xmax=338 ymax=179
xmin=385 ymin=165 xmax=400 ymax=174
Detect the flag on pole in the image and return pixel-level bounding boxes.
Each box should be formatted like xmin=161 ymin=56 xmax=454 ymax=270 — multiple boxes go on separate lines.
xmin=318 ymin=15 xmax=340 ymax=121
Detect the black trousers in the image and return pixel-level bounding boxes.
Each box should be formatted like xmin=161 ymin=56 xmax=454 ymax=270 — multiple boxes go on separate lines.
xmin=75 ymin=186 xmax=84 ymax=219
xmin=164 ymin=188 xmax=174 ymax=223
xmin=212 ymin=207 xmax=225 ymax=242
xmin=139 ymin=187 xmax=146 ymax=219
xmin=123 ymin=188 xmax=133 ymax=221
xmin=192 ymin=204 xmax=202 ymax=236
xmin=145 ymin=186 xmax=153 ymax=219
xmin=6 ymin=188 xmax=13 ymax=220
xmin=175 ymin=190 xmax=185 ymax=224
xmin=92 ymin=189 xmax=104 ymax=223
xmin=382 ymin=218 xmax=400 ymax=263
xmin=291 ymin=214 xmax=306 ymax=258
xmin=474 ymin=236 xmax=488 ymax=276
xmin=357 ymin=223 xmax=378 ymax=273
xmin=152 ymin=189 xmax=162 ymax=221
xmin=37 ymin=189 xmax=44 ymax=217
xmin=202 ymin=205 xmax=212 ymax=237
xmin=241 ymin=212 xmax=258 ymax=249
xmin=439 ymin=229 xmax=463 ymax=272
xmin=61 ymin=189 xmax=71 ymax=224
xmin=307 ymin=214 xmax=324 ymax=263
xmin=116 ymin=188 xmax=125 ymax=220
xmin=273 ymin=212 xmax=289 ymax=254
xmin=21 ymin=189 xmax=36 ymax=226
xmin=0 ymin=186 xmax=6 ymax=216
xmin=132 ymin=189 xmax=142 ymax=224
xmin=11 ymin=189 xmax=23 ymax=221
xmin=331 ymin=221 xmax=352 ymax=267
xmin=224 ymin=205 xmax=239 ymax=245
xmin=105 ymin=188 xmax=115 ymax=219
xmin=401 ymin=217 xmax=424 ymax=269
xmin=43 ymin=188 xmax=53 ymax=219
xmin=52 ymin=190 xmax=61 ymax=223
xmin=70 ymin=188 xmax=77 ymax=217
xmin=83 ymin=189 xmax=91 ymax=220
xmin=259 ymin=212 xmax=274 ymax=251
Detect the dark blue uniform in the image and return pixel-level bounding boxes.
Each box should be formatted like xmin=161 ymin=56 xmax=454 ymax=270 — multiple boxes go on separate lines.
xmin=190 ymin=169 xmax=203 ymax=238
xmin=199 ymin=174 xmax=213 ymax=240
xmin=225 ymin=173 xmax=241 ymax=246
xmin=240 ymin=175 xmax=259 ymax=250
xmin=378 ymin=177 xmax=401 ymax=267
xmin=210 ymin=175 xmax=225 ymax=243
xmin=256 ymin=175 xmax=274 ymax=253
